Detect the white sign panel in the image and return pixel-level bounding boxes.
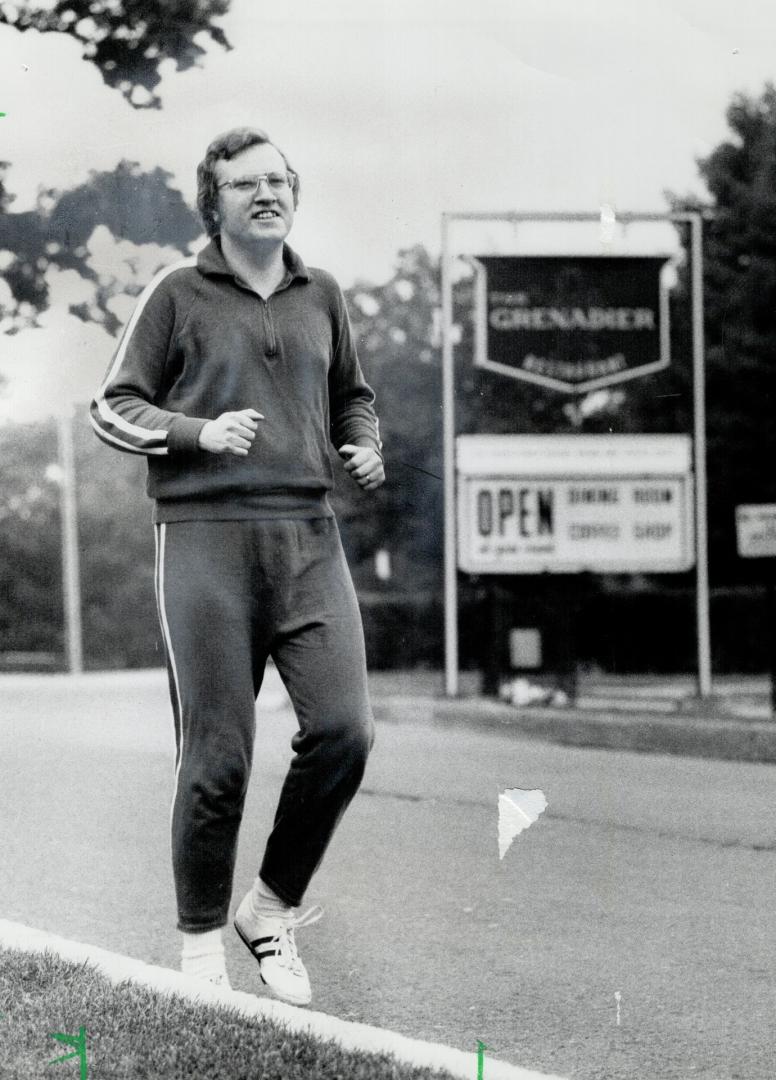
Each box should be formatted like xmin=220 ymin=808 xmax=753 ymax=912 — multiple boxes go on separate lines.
xmin=457 ymin=435 xmax=694 ymax=574
xmin=735 ymin=504 xmax=776 ymax=558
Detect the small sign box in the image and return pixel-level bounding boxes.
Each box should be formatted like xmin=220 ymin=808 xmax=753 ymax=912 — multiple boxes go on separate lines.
xmin=735 ymin=504 xmax=776 ymax=559
xmin=457 ymin=434 xmax=694 ymax=574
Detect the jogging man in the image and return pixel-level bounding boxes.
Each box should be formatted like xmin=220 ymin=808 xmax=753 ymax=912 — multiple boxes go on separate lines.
xmin=90 ymin=127 xmax=384 ymax=1005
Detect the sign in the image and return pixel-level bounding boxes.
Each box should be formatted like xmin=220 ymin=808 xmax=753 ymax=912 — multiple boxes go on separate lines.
xmin=457 ymin=434 xmax=694 ymax=574
xmin=735 ymin=504 xmax=776 ymax=558
xmin=472 ymin=256 xmax=672 ymax=393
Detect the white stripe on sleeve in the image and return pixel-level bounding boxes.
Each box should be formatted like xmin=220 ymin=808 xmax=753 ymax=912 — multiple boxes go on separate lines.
xmin=94 ymin=256 xmax=198 ymax=448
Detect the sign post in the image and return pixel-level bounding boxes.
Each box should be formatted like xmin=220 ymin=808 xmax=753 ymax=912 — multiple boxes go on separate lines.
xmin=441 ymin=213 xmax=458 ymax=698
xmin=690 ymin=214 xmax=711 ymax=699
xmin=440 ymin=211 xmax=710 ymax=699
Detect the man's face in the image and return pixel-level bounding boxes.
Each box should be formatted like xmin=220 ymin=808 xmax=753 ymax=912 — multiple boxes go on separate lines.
xmin=214 ymin=142 xmax=295 ymax=248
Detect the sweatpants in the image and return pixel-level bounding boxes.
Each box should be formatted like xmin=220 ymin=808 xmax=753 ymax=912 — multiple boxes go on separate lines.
xmin=154 ymin=517 xmax=375 ymax=933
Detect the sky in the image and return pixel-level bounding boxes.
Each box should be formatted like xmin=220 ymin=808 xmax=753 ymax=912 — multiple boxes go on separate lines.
xmin=1 ymin=0 xmax=776 ymax=420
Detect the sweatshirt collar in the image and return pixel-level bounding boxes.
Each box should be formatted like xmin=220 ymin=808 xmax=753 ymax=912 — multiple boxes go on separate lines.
xmin=197 ymin=236 xmax=311 ymax=286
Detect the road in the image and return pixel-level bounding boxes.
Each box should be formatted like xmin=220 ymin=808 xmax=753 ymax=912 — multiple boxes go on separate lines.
xmin=1 ymin=671 xmax=774 ymax=1079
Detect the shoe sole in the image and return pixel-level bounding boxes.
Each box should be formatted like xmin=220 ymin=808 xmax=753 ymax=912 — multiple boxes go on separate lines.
xmin=233 ymin=919 xmax=312 ymax=1007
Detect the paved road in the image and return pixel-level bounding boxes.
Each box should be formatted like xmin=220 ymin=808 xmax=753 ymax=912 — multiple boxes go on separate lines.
xmin=1 ymin=671 xmax=774 ymax=1079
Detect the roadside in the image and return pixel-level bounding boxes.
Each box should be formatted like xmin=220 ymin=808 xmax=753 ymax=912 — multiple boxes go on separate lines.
xmin=0 ymin=924 xmax=561 ymax=1080
xmin=2 ymin=666 xmax=773 ymax=764
xmin=367 ymin=670 xmax=776 ymax=763
xmin=2 ymin=670 xmax=774 ymax=1078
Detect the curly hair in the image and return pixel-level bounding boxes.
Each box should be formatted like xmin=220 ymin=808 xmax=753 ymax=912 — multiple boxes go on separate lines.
xmin=196 ymin=127 xmax=300 ymax=238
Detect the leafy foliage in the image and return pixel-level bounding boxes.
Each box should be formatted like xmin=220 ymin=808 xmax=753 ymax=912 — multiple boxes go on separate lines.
xmin=337 ymin=246 xmax=444 ymax=595
xmin=0 ymin=0 xmax=231 ymax=108
xmin=0 ymin=160 xmax=202 ymax=330
xmin=0 ymin=0 xmax=227 ymax=665
xmin=75 ymin=418 xmax=164 ymax=668
xmin=0 ymin=422 xmax=62 ymax=657
xmin=670 ymin=83 xmax=776 ymax=583
xmin=0 ymin=161 xmax=200 ymax=666
xmin=0 ymin=161 xmax=12 ymax=213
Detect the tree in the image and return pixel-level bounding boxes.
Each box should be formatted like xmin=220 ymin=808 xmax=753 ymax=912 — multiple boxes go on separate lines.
xmin=0 ymin=165 xmax=202 ymax=667
xmin=0 ymin=409 xmax=162 ymax=669
xmin=0 ymin=160 xmax=202 ymax=330
xmin=295 ymin=247 xmax=444 ymax=667
xmin=671 ymin=83 xmax=776 ymax=584
xmin=0 ymin=0 xmax=225 ymax=318
xmin=0 ymin=422 xmax=62 ymax=659
xmin=75 ymin=417 xmax=163 ymax=668
xmin=0 ymin=0 xmax=229 ymax=667
xmin=338 ymin=246 xmax=443 ymax=595
xmin=0 ymin=0 xmax=231 ymax=108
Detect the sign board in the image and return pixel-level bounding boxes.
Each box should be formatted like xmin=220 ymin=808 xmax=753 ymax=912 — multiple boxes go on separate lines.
xmin=735 ymin=504 xmax=776 ymax=558
xmin=457 ymin=434 xmax=694 ymax=574
xmin=472 ymin=256 xmax=672 ymax=394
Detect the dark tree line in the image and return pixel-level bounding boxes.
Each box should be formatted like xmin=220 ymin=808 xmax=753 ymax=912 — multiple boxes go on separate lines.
xmin=671 ymin=85 xmax=776 ymax=584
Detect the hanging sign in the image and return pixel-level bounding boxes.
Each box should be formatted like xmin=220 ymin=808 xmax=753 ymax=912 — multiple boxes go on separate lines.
xmin=473 ymin=256 xmax=672 ymax=394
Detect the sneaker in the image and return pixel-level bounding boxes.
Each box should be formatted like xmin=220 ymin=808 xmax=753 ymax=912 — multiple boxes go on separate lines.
xmin=234 ymin=895 xmax=323 ymax=1006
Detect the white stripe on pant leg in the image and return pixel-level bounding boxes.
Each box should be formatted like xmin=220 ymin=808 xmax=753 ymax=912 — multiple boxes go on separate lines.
xmin=154 ymin=523 xmax=185 ymax=830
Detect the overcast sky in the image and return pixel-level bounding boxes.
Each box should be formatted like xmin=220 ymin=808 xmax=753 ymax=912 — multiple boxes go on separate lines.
xmin=3 ymin=0 xmax=776 ymax=284
xmin=1 ymin=0 xmax=776 ymax=420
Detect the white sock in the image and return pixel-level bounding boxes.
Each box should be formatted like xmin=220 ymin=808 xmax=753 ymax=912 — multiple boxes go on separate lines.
xmin=181 ymin=928 xmax=227 ymax=981
xmin=249 ymin=876 xmax=292 ymax=920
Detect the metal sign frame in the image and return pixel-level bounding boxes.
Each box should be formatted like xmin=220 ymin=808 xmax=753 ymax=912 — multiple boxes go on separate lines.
xmin=441 ymin=211 xmax=710 ymax=699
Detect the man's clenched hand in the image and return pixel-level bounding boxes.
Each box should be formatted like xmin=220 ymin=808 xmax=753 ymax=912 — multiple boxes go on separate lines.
xmin=198 ymin=409 xmax=264 ymax=455
xmin=339 ymin=444 xmax=385 ymax=491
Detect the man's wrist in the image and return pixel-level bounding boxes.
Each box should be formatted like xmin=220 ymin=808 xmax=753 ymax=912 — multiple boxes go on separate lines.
xmin=168 ymin=415 xmax=210 ymax=454
xmin=350 ymin=437 xmax=383 ymax=462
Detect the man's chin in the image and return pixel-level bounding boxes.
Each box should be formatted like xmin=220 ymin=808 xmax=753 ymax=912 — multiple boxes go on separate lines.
xmin=249 ymin=219 xmax=289 ymax=238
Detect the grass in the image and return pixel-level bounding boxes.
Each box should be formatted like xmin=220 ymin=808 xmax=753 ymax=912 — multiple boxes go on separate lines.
xmin=0 ymin=948 xmax=459 ymax=1080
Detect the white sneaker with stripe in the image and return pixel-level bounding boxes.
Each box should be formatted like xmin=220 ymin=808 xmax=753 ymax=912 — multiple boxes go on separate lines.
xmin=234 ymin=893 xmax=323 ymax=1006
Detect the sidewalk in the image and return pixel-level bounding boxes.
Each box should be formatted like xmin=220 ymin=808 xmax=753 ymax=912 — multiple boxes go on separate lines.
xmin=368 ymin=671 xmax=776 ymax=764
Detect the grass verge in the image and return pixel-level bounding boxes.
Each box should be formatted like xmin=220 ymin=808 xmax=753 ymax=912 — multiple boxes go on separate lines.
xmin=0 ymin=947 xmax=458 ymax=1080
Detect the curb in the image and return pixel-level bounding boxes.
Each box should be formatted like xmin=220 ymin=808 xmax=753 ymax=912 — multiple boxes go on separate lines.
xmin=373 ymin=695 xmax=776 ymax=764
xmin=0 ymin=920 xmax=567 ymax=1080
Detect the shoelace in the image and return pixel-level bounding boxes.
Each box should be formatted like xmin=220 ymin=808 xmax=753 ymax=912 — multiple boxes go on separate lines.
xmin=270 ymin=905 xmax=324 ymax=974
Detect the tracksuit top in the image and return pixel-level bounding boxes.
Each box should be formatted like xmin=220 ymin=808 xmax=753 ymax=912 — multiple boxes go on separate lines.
xmin=89 ymin=238 xmax=381 ymax=522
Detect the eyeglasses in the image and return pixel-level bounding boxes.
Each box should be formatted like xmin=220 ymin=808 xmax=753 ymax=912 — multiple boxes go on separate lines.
xmin=217 ymin=172 xmax=295 ymax=196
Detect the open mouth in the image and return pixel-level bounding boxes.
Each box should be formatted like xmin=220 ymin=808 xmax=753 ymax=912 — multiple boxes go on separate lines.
xmin=252 ymin=210 xmax=280 ymax=220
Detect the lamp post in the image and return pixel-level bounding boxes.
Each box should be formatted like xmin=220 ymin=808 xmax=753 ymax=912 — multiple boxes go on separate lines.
xmin=55 ymin=406 xmax=83 ymax=674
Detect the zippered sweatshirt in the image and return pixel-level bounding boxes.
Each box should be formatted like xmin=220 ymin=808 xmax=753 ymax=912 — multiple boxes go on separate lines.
xmin=90 ymin=239 xmax=381 ymax=522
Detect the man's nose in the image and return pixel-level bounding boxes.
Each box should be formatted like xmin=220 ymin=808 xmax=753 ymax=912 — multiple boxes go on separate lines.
xmin=252 ymin=178 xmax=275 ymax=199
